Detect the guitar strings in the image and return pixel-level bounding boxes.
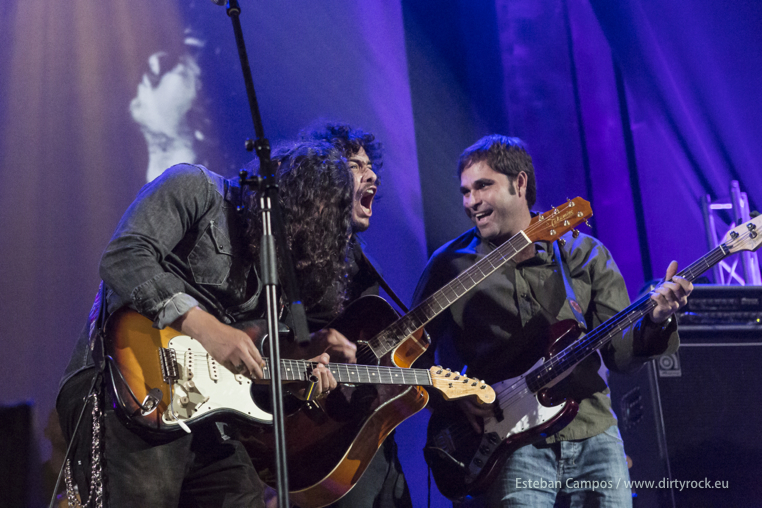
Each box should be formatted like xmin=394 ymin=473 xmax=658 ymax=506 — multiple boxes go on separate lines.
xmin=170 ymin=351 xmax=435 ymax=385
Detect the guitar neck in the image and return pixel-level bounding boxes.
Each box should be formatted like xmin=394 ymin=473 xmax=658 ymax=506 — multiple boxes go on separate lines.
xmin=262 ymin=359 xmax=434 ymax=387
xmin=360 ymin=198 xmax=593 ymax=361
xmin=526 ymin=243 xmax=731 ymax=392
xmin=367 ymin=231 xmax=532 ymax=358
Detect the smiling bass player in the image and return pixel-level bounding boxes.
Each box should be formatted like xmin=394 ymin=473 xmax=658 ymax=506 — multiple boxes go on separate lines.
xmin=412 ymin=135 xmax=693 ymax=507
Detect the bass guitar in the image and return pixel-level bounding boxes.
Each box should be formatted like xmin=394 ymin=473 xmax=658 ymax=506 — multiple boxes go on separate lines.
xmin=424 ymin=213 xmax=762 ymax=500
xmin=238 ymin=198 xmax=593 ymax=507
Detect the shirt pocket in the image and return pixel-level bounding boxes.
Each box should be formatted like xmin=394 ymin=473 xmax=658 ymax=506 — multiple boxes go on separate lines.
xmin=188 ymin=220 xmax=233 ymax=286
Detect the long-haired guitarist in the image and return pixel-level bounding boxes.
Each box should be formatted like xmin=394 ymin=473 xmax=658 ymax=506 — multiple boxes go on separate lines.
xmin=297 ymin=123 xmax=413 ymax=508
xmin=412 ymin=135 xmax=693 ymax=507
xmin=55 ymin=141 xmax=359 ymax=507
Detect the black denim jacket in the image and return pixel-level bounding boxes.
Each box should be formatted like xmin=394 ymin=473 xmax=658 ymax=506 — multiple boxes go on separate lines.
xmin=60 ymin=164 xmax=262 ymax=390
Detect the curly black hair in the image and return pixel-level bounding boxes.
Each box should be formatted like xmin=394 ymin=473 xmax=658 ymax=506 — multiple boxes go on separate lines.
xmin=299 ymin=122 xmax=383 ymax=170
xmin=246 ymin=141 xmax=353 ymax=315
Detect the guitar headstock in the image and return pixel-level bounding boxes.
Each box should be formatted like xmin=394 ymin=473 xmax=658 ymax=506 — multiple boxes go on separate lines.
xmin=722 ymin=214 xmax=762 ymax=254
xmin=429 ymin=366 xmax=495 ymax=405
xmin=526 ymin=197 xmax=593 ymax=243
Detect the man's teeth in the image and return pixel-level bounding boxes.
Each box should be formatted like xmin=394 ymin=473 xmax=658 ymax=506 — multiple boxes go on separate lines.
xmin=475 ymin=212 xmax=489 ymax=219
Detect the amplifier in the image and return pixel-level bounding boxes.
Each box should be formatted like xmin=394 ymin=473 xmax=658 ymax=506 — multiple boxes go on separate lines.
xmin=676 ymin=284 xmax=762 ymax=328
xmin=610 ymin=287 xmax=762 ymax=507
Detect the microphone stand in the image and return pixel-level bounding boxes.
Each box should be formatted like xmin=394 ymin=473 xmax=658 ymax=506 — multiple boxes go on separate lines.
xmin=222 ymin=1 xmax=312 ymax=505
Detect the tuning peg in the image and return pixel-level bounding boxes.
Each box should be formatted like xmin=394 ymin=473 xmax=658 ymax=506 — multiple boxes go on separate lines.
xmin=585 ymin=220 xmax=592 ymax=228
xmin=572 ymin=229 xmax=580 ymax=238
xmin=558 ymin=238 xmax=566 ymax=247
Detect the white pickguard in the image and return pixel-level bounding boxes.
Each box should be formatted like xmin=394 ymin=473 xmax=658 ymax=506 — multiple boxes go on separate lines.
xmin=466 ymin=357 xmax=566 ymax=482
xmin=162 ymin=335 xmax=272 ymax=427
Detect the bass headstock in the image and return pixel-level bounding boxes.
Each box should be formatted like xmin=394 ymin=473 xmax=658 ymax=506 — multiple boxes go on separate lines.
xmin=429 ymin=366 xmax=495 ymax=405
xmin=526 ymin=197 xmax=593 ymax=244
xmin=722 ymin=214 xmax=762 ymax=254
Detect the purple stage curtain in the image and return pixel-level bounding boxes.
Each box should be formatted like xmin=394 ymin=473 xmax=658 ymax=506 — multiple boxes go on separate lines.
xmin=590 ymin=0 xmax=762 ymax=281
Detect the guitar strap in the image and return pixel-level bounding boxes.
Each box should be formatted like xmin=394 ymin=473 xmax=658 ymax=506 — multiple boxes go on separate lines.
xmin=553 ymin=241 xmax=588 ymax=331
xmin=357 ymin=249 xmax=432 ymax=349
xmin=358 ymin=250 xmax=410 ymax=313
xmin=89 ymin=280 xmax=109 ymax=372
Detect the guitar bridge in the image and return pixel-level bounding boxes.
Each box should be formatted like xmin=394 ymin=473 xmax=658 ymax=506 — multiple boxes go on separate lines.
xmin=159 ymin=347 xmax=178 ymax=383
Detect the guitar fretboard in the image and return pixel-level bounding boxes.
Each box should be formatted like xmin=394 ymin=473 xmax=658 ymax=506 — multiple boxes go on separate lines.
xmin=526 ymin=243 xmax=731 ymax=393
xmin=262 ymin=359 xmax=433 ymax=386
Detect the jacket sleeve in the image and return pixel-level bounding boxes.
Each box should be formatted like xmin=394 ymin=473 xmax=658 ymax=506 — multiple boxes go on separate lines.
xmin=99 ymin=165 xmax=213 ymax=325
xmin=575 ymin=237 xmax=679 ymax=374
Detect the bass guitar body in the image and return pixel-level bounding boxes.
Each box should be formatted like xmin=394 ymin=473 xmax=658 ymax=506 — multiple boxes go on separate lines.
xmin=239 ymin=296 xmax=430 ymax=508
xmin=425 ymin=321 xmax=582 ymax=500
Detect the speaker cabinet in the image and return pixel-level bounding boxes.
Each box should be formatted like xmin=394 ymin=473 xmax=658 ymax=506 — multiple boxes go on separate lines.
xmin=610 ymin=326 xmax=762 ymax=508
xmin=0 ymin=402 xmax=36 ymax=508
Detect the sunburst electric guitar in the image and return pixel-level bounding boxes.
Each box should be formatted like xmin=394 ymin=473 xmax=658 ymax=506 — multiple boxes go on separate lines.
xmin=235 ymin=198 xmax=592 ymax=508
xmin=105 ymin=309 xmax=495 ymax=434
xmin=424 ymin=213 xmax=762 ymax=501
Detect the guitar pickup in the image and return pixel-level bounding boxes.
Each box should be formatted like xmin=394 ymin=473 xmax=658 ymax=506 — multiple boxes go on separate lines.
xmin=159 ymin=347 xmax=178 ymax=383
xmin=208 ymin=354 xmax=219 ymax=381
xmin=184 ymin=347 xmax=194 ymax=379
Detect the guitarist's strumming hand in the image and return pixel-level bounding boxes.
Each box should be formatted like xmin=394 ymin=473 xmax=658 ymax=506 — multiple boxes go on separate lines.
xmin=457 ymin=398 xmax=496 ymax=434
xmin=648 ymin=260 xmax=694 ymax=324
xmin=172 ymin=306 xmax=266 ymax=379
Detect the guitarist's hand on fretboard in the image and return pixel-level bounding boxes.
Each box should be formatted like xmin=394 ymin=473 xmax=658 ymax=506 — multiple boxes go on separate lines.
xmin=649 ymin=260 xmax=694 ymax=324
xmin=285 ymin=352 xmax=337 ymax=400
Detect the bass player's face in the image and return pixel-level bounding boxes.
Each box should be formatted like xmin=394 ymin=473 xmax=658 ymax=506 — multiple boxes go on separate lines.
xmin=460 ymin=161 xmax=530 ymax=244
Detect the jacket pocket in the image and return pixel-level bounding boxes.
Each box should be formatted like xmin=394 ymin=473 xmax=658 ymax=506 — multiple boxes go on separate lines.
xmin=188 ymin=220 xmax=233 ymax=286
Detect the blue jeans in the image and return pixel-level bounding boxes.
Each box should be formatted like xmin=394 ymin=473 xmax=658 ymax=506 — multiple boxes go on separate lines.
xmin=461 ymin=426 xmax=632 ymax=508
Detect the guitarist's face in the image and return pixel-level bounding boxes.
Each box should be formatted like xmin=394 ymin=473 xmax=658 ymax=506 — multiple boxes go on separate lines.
xmin=460 ymin=161 xmax=531 ymax=244
xmin=348 ymin=147 xmax=378 ymax=233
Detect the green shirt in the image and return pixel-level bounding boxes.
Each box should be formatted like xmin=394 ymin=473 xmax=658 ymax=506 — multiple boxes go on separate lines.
xmin=412 ymin=228 xmax=679 ymax=442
